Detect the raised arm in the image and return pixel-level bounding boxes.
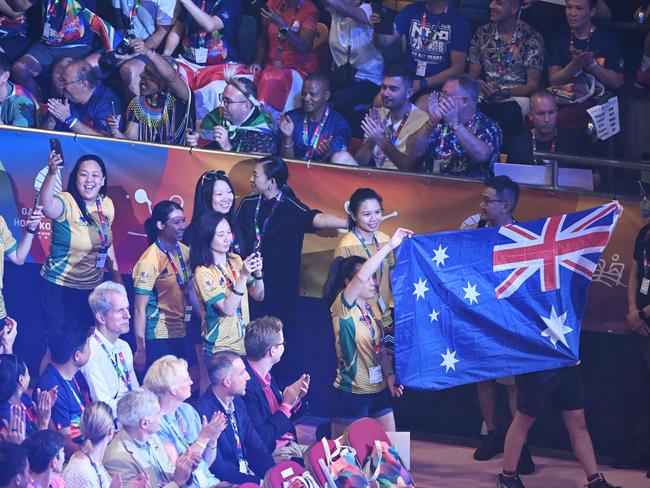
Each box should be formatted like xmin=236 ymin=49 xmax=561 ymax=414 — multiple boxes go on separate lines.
xmin=40 ymin=152 xmax=65 ymax=220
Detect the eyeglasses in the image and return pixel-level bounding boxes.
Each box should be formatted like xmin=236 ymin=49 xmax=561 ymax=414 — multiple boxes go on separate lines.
xmin=270 ymin=341 xmax=286 ymax=351
xmin=480 ymin=196 xmax=507 ymax=205
xmin=60 ymin=78 xmax=83 ymax=87
xmin=220 ymin=95 xmax=248 ymax=106
xmin=200 ymin=170 xmax=227 ymax=186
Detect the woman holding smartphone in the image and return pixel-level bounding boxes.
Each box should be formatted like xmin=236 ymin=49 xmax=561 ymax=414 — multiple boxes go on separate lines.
xmin=39 ymin=151 xmax=121 ymax=366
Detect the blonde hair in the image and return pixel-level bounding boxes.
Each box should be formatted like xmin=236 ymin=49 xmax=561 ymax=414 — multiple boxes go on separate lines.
xmin=81 ymin=401 xmax=114 ymax=448
xmin=143 ymin=355 xmax=189 ymax=397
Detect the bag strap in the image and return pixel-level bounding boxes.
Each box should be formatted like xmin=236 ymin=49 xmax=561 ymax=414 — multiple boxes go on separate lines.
xmin=369 ymin=439 xmax=383 ymax=481
xmin=318 ymin=457 xmax=338 ymax=488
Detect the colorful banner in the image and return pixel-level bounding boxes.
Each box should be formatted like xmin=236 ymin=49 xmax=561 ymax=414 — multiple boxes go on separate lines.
xmin=0 ymin=127 xmax=637 ymax=334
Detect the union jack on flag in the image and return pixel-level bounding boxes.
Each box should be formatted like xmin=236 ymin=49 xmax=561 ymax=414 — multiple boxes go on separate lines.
xmin=392 ymin=202 xmax=622 ymax=391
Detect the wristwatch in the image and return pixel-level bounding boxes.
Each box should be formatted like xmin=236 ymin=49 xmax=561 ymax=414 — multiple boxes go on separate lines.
xmin=279 ymin=25 xmax=289 ymax=35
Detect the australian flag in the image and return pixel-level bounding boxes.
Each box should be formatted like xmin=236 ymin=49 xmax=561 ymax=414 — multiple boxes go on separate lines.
xmin=392 ymin=202 xmax=622 ymax=390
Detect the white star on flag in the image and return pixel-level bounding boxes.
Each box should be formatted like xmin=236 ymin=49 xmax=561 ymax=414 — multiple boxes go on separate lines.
xmin=540 ymin=306 xmax=573 ymax=349
xmin=440 ymin=348 xmax=459 ymax=373
xmin=413 ymin=278 xmax=429 ymax=301
xmin=429 ymin=309 xmax=439 ymax=322
xmin=462 ymin=282 xmax=480 ymax=305
xmin=432 ymin=244 xmax=449 ymax=267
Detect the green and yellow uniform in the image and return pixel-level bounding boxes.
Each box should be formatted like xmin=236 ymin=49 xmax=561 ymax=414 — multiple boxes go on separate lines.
xmin=332 ymin=292 xmax=386 ymax=394
xmin=194 ymin=253 xmax=253 ymax=356
xmin=133 ymin=242 xmax=191 ymax=340
xmin=0 ymin=216 xmax=18 ymax=319
xmin=334 ymin=230 xmax=395 ymax=332
xmin=41 ymin=192 xmax=114 ymax=289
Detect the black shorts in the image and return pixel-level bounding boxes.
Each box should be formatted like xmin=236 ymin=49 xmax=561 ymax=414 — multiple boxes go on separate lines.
xmin=515 ymin=365 xmax=585 ymax=418
xmin=25 ymin=43 xmax=93 ymax=69
xmin=330 ymin=387 xmax=392 ymax=424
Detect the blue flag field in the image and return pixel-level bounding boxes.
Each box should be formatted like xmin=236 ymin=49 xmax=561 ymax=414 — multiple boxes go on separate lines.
xmin=392 ymin=202 xmax=622 ymax=390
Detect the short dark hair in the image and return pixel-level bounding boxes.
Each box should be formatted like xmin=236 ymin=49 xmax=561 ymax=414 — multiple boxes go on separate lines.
xmin=144 ymin=200 xmax=183 ymax=244
xmin=485 ymin=175 xmax=520 ymax=209
xmin=50 ymin=319 xmax=94 ymax=364
xmin=383 ymin=64 xmax=413 ymax=87
xmin=347 ymin=188 xmax=383 ymax=230
xmin=22 ymin=430 xmax=65 ymax=474
xmin=305 ymin=72 xmax=331 ymax=92
xmin=188 ymin=211 xmax=230 ymax=270
xmin=206 ymin=350 xmax=241 ymax=386
xmin=245 ymin=316 xmax=283 ymax=361
xmin=0 ymin=442 xmax=28 ymax=487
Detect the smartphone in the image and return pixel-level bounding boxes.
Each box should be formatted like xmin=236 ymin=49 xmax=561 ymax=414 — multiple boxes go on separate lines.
xmin=110 ymin=99 xmax=117 ymax=116
xmin=49 ymin=138 xmax=64 ymax=166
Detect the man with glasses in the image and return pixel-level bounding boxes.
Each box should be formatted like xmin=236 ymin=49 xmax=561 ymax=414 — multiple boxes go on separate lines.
xmin=188 ymin=77 xmax=276 ymax=154
xmin=407 ymin=74 xmax=501 ymax=178
xmin=44 ymin=59 xmax=121 ymax=136
xmin=243 ymin=316 xmax=309 ymax=462
xmin=460 ymin=176 xmax=534 ymax=475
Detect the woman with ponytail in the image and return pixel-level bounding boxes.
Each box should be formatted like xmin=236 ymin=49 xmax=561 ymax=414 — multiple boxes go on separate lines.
xmin=335 ymin=188 xmax=396 ymax=348
xmin=236 ymin=157 xmax=348 ymax=380
xmin=132 ymin=201 xmax=190 ymax=373
xmin=323 ymin=227 xmax=412 ymax=438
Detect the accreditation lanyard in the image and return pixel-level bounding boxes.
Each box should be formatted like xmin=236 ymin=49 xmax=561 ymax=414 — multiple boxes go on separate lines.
xmin=45 ymin=0 xmax=60 ymax=24
xmin=66 ymin=376 xmax=86 ymax=411
xmin=93 ymin=334 xmax=133 ymax=392
xmin=225 ymin=409 xmax=245 ymax=464
xmin=420 ymin=3 xmax=448 ymax=45
xmin=156 ymin=240 xmax=190 ymax=294
xmin=127 ymin=0 xmax=143 ymax=32
xmin=197 ymin=0 xmax=209 ymax=46
xmin=84 ymin=452 xmax=105 ymax=488
xmin=253 ymin=191 xmax=284 ymax=251
xmin=385 ymin=109 xmax=410 ymax=146
xmin=86 ymin=198 xmax=109 ymax=252
xmin=353 ymin=230 xmax=383 ymax=274
xmin=357 ymin=303 xmax=381 ymax=363
xmin=141 ymin=441 xmax=171 ymax=483
xmin=274 ymin=0 xmax=302 ymax=64
xmin=531 ymin=130 xmax=557 ymax=165
xmin=569 ymin=25 xmax=595 ymax=52
xmin=495 ymin=24 xmax=518 ymax=76
xmin=215 ymin=259 xmax=245 ymax=336
xmin=302 ymin=107 xmax=330 ymax=160
xmin=163 ymin=412 xmax=191 ymax=449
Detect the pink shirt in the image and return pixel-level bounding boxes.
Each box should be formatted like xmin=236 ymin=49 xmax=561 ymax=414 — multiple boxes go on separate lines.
xmin=250 ymin=365 xmax=295 ymax=448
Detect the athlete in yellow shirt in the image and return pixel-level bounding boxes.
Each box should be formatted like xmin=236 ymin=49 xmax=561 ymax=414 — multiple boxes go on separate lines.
xmin=324 ymin=227 xmax=411 ymax=438
xmin=190 ymin=212 xmax=265 ymax=361
xmin=39 ymin=152 xmax=121 ymax=368
xmin=132 ymin=201 xmax=191 ymax=372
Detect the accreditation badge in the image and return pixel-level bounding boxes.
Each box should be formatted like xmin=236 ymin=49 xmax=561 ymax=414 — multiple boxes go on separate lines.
xmin=369 ymin=365 xmax=383 ymax=384
xmin=416 ymin=60 xmax=427 ymax=77
xmin=641 ymin=277 xmax=650 ymax=295
xmin=96 ymin=248 xmax=108 ymax=268
xmin=193 ymin=47 xmax=208 ymax=64
xmin=184 ymin=304 xmax=193 ymax=322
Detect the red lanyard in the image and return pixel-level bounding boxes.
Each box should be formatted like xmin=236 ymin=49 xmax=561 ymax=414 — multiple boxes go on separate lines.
xmin=86 ymin=198 xmax=109 ymax=251
xmin=385 ymin=109 xmax=410 ymax=144
xmin=421 ymin=3 xmax=448 ymax=43
xmin=302 ymin=107 xmax=330 ymax=160
xmin=357 ymin=303 xmax=381 ymax=360
xmin=532 ymin=130 xmax=556 ymax=153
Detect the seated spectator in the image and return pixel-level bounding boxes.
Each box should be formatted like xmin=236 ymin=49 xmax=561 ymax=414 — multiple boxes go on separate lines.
xmin=43 ymin=59 xmax=122 ymax=136
xmin=191 ymin=77 xmax=276 ymax=154
xmin=0 ymin=354 xmax=56 ymax=443
xmin=8 ymin=0 xmax=97 ymax=101
xmin=0 ymin=441 xmax=30 ymax=488
xmin=0 ymin=2 xmax=31 ymax=63
xmin=164 ymin=0 xmax=241 ymax=66
xmin=279 ymin=72 xmax=351 ymax=163
xmin=144 ymin=355 xmax=226 ymax=488
xmin=37 ymin=319 xmax=93 ymax=456
xmin=377 ymin=0 xmax=470 ymax=108
xmin=107 ymin=41 xmax=194 ymax=146
xmin=355 ymin=65 xmax=429 ymax=170
xmin=104 ymin=390 xmax=198 ymax=487
xmin=547 ymin=0 xmax=623 ymax=130
xmin=407 ymin=74 xmax=502 ymax=178
xmin=243 ymin=316 xmax=309 ymax=461
xmin=62 ymin=401 xmax=114 ymax=488
xmin=468 ymin=0 xmax=544 ymax=148
xmin=49 ymin=56 xmax=74 ymax=98
xmin=252 ymin=0 xmax=320 ymax=112
xmin=81 ymin=281 xmax=139 ymax=416
xmin=0 ymin=56 xmax=37 ymax=127
xmin=323 ymin=0 xmax=383 ymax=131
xmin=197 ymin=351 xmax=275 ymax=484
xmin=22 ymin=430 xmax=66 ymax=488
xmin=110 ymin=0 xmax=177 ymax=96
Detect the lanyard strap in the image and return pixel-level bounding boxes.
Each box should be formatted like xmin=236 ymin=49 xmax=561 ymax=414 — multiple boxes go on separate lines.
xmin=156 ymin=240 xmax=190 ymax=292
xmin=92 ymin=334 xmax=133 ymax=392
xmin=531 ymin=130 xmax=557 ymax=154
xmin=357 ymin=303 xmax=381 ymax=362
xmin=302 ymin=107 xmax=329 ymax=160
xmin=163 ymin=413 xmax=191 ymax=449
xmin=66 ymin=376 xmax=86 ymax=411
xmin=495 ymin=24 xmax=518 ymax=75
xmin=353 ymin=229 xmax=383 ymax=274
xmin=141 ymin=441 xmax=170 ymax=483
xmin=86 ymin=198 xmax=109 ymax=250
xmin=274 ymin=0 xmax=302 ymax=61
xmin=421 ymin=3 xmax=448 ymax=45
xmin=569 ymin=25 xmax=595 ymax=52
xmin=215 ymin=259 xmax=244 ymax=324
xmin=226 ymin=410 xmax=244 ymax=461
xmin=84 ymin=452 xmax=105 ymax=488
xmin=45 ymin=0 xmax=60 ymax=23
xmin=253 ymin=191 xmax=284 ymax=251
xmin=127 ymin=0 xmax=143 ymax=29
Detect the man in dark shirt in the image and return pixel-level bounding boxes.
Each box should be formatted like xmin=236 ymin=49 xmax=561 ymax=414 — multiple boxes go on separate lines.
xmin=44 ymin=59 xmax=122 ymax=136
xmin=197 ymin=351 xmax=275 ymax=485
xmin=278 ymin=72 xmax=351 ymax=163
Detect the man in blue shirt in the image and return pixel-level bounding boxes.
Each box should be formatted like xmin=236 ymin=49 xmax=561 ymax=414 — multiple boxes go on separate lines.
xmin=37 ymin=319 xmax=93 ymax=457
xmin=43 ymin=59 xmax=122 ymax=136
xmin=278 ymin=72 xmax=351 ymax=163
xmin=377 ymin=0 xmax=470 ymax=106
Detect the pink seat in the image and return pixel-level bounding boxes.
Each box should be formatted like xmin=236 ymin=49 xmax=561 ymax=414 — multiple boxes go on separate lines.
xmin=263 ymin=460 xmax=307 ymax=487
xmin=304 ymin=437 xmax=339 ymax=487
xmin=344 ymin=417 xmax=391 ymax=466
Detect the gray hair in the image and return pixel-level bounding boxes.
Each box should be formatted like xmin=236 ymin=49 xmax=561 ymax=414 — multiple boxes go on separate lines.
xmin=116 ymin=390 xmax=159 ymax=429
xmin=143 ymin=355 xmax=189 ymax=398
xmin=88 ymin=281 xmax=127 ymax=316
xmin=447 ymin=74 xmax=480 ymax=106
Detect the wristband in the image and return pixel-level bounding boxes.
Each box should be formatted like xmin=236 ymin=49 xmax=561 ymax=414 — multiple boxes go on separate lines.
xmin=65 ymin=116 xmax=78 ymax=128
xmin=232 ymin=288 xmax=244 ymax=297
xmin=26 ymin=227 xmax=37 ymax=235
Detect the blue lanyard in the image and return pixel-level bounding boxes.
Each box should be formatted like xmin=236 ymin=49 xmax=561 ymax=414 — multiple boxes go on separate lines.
xmin=253 ymin=191 xmax=284 ymax=251
xmin=156 ymin=240 xmax=190 ymax=292
xmin=353 ymin=229 xmax=383 ymax=274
